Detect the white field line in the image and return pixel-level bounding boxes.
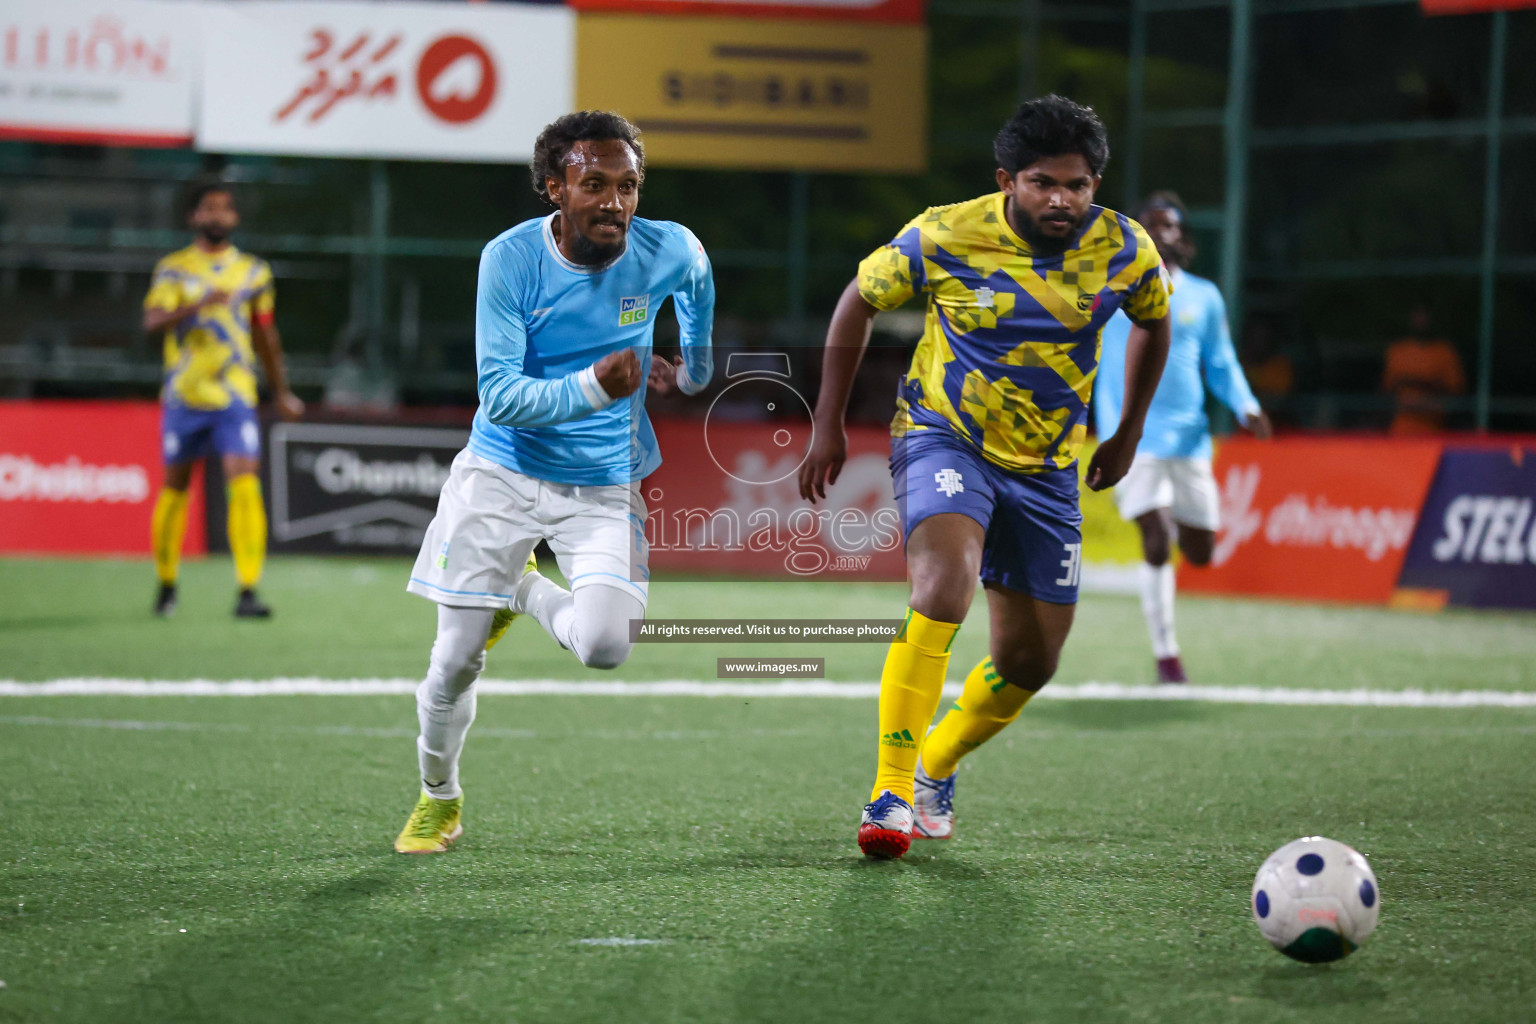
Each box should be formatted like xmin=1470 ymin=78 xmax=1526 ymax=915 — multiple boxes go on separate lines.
xmin=4 ymin=714 xmax=1534 ymax=743
xmin=2 ymin=678 xmax=1536 ymax=707
xmin=572 ymin=938 xmax=671 ymax=947
xmin=0 ymin=715 xmax=818 ymax=741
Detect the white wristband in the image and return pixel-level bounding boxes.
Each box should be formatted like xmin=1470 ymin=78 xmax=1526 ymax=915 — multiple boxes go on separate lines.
xmin=578 ymin=365 xmax=617 ymax=410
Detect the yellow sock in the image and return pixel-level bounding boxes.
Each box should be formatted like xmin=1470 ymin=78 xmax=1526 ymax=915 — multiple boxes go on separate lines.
xmin=226 ymin=473 xmax=267 ymax=589
xmin=920 ymin=657 xmax=1036 ymax=780
xmin=871 ymin=608 xmax=960 ymax=803
xmin=151 ymin=487 xmax=190 ymax=585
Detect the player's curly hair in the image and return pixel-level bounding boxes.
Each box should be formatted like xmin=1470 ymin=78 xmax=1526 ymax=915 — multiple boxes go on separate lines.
xmin=994 ymin=95 xmax=1110 ymax=177
xmin=182 ymin=178 xmax=237 ymax=219
xmin=530 ymin=111 xmax=646 ymax=206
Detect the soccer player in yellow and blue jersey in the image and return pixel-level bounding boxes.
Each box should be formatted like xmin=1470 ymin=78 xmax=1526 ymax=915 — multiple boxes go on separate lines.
xmin=143 ymin=182 xmax=304 ymax=619
xmin=799 ymin=95 xmax=1174 ymax=858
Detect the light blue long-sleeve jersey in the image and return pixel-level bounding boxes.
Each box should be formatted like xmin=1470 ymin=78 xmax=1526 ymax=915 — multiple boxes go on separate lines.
xmin=1092 ymin=268 xmax=1260 ymax=460
xmin=466 ymin=212 xmax=715 ymax=485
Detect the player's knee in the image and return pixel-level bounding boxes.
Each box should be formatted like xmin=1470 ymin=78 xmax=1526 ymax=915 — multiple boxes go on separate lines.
xmin=907 ymin=572 xmax=974 ymax=625
xmin=1137 ymin=514 xmax=1172 ymax=566
xmin=1179 ymin=531 xmax=1215 ymax=567
xmin=990 ymin=647 xmax=1059 ymax=692
xmin=575 ymin=628 xmax=632 ymax=670
xmin=429 ymin=644 xmax=485 ymax=694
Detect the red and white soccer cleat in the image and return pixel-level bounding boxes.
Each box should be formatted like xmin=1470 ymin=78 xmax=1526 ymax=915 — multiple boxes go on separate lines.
xmin=1156 ymin=655 xmax=1188 ymax=684
xmin=858 ymin=790 xmax=914 ymax=859
xmin=912 ymin=759 xmax=956 ymax=840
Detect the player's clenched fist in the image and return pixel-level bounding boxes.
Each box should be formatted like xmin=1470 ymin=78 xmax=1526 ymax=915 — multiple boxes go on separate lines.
xmin=594 ymin=348 xmax=643 ymax=399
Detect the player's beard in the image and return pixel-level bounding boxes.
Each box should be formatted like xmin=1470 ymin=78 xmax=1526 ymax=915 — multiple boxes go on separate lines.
xmin=569 ymin=221 xmax=627 ymax=266
xmin=197 ymin=224 xmax=232 ymax=246
xmin=1014 ymin=210 xmax=1082 ymax=256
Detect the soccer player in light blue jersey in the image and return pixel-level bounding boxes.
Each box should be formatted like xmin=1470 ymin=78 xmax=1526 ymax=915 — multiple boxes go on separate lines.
xmin=1093 ymin=192 xmax=1270 ymax=684
xmin=395 ymin=112 xmax=714 ymax=852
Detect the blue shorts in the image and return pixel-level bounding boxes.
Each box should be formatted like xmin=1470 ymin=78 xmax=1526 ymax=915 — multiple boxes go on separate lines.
xmin=161 ymin=403 xmax=261 ymax=465
xmin=891 ymin=430 xmax=1083 ymax=604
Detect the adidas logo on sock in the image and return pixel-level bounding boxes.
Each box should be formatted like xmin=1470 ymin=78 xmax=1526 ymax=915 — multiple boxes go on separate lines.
xmin=880 ymin=729 xmax=917 ymax=749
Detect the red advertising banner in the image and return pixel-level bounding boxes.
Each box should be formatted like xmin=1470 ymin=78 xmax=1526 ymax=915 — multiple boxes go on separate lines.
xmin=0 ymin=401 xmax=205 ymax=556
xmin=565 ymin=0 xmax=925 ymax=23
xmin=646 ymin=418 xmax=904 ymax=580
xmin=1179 ymin=437 xmax=1443 ymax=604
xmin=1421 ymin=0 xmax=1536 ymax=14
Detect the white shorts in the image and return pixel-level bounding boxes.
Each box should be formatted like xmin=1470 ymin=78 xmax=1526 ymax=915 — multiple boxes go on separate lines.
xmin=1113 ymin=454 xmax=1221 ymax=531
xmin=407 ymin=450 xmax=649 ymax=610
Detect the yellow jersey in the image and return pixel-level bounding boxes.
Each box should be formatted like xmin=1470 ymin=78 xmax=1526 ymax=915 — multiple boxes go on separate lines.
xmin=144 ymin=244 xmax=275 ymax=411
xmin=858 ymin=192 xmax=1171 ymax=474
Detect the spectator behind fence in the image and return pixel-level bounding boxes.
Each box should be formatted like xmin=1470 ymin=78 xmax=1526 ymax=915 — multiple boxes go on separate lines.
xmin=1381 ymin=305 xmax=1465 ymax=435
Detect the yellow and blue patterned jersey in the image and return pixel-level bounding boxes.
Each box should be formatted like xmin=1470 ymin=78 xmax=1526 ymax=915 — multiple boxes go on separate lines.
xmin=144 ymin=244 xmax=275 ymax=411
xmin=859 ymin=192 xmax=1171 ymax=474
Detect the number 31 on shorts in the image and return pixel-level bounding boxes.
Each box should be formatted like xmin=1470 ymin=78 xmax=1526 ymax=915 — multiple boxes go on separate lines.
xmin=1056 ymin=543 xmax=1082 ymax=588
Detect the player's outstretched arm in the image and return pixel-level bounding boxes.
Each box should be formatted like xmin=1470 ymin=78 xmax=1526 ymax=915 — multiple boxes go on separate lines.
xmin=799 ymin=278 xmax=878 ymax=503
xmin=1200 ymin=288 xmax=1269 ymax=439
xmin=1087 ymin=313 xmax=1171 ymax=491
xmin=668 ymin=227 xmax=715 ymax=396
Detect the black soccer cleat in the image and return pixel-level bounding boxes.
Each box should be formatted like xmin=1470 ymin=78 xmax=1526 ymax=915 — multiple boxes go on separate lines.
xmin=153 ymin=583 xmax=178 ymax=618
xmin=234 ymin=588 xmax=273 ymax=619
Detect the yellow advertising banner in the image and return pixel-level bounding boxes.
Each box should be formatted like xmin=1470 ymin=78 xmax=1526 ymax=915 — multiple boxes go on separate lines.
xmin=575 ymin=14 xmax=927 ymax=173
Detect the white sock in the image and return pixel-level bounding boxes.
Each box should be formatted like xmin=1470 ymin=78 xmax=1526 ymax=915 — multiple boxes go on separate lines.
xmin=515 ymin=572 xmax=643 ymax=670
xmin=1139 ymin=562 xmax=1179 ymax=659
xmin=416 ymin=604 xmax=494 ymax=800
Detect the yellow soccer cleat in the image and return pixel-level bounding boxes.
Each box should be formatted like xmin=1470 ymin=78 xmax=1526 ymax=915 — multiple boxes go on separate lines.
xmin=486 ymin=552 xmax=540 ymax=651
xmin=394 ymin=791 xmax=464 ymax=854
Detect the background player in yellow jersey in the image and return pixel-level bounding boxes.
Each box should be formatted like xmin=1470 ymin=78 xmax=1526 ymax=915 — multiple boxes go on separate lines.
xmin=143 ymin=182 xmax=304 ymax=618
xmin=799 ymin=95 xmax=1173 ymax=859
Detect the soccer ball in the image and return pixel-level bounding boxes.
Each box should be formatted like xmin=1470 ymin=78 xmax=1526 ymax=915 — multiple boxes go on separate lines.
xmin=1251 ymin=836 xmax=1379 ymax=963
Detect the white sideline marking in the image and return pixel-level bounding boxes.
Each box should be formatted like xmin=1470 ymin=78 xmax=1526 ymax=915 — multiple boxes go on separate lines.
xmin=573 ymin=938 xmax=671 ymax=947
xmin=0 ymin=715 xmax=820 ymax=742
xmin=2 ymin=678 xmax=1536 ymax=707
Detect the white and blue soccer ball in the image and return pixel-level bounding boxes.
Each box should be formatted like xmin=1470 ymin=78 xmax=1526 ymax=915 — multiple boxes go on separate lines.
xmin=1251 ymin=836 xmax=1379 ymax=963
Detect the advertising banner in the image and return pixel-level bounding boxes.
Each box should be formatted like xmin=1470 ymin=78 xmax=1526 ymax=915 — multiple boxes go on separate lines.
xmin=0 ymin=0 xmax=197 ymax=147
xmin=575 ymin=13 xmax=927 ymax=172
xmin=1422 ymin=1 xmax=1536 ymax=14
xmin=198 ymin=0 xmax=573 ymax=162
xmin=646 ymin=418 xmax=905 ymax=579
xmin=1179 ymin=437 xmax=1444 ymax=605
xmin=1395 ymin=445 xmax=1536 ymax=610
xmin=260 ymin=421 xmax=467 ymax=554
xmin=0 ymin=401 xmax=205 ymax=556
xmin=567 ymin=0 xmax=925 ymax=23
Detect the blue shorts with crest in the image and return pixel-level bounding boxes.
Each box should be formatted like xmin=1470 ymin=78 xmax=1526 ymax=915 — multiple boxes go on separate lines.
xmin=161 ymin=403 xmax=261 ymax=465
xmin=890 ymin=429 xmax=1083 ymax=604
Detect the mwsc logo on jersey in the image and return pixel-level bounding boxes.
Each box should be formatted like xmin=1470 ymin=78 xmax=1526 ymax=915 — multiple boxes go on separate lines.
xmin=619 ymin=295 xmax=650 ymax=326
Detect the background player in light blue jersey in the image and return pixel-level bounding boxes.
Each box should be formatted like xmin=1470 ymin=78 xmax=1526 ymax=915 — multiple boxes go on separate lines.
xmin=1093 ymin=192 xmax=1270 ymax=683
xmin=395 ymin=112 xmax=714 ymax=853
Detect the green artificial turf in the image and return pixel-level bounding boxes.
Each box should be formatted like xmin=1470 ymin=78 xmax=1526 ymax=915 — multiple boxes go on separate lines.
xmin=2 ymin=557 xmax=1535 ymax=1023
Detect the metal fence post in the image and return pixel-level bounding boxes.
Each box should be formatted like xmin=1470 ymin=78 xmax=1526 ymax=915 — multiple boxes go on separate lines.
xmin=1219 ymin=0 xmax=1252 ymax=336
xmin=367 ymin=160 xmax=390 ymax=377
xmin=1124 ymin=0 xmax=1147 ymax=209
xmin=787 ymin=170 xmax=810 ymax=346
xmin=1476 ymin=11 xmax=1506 ymax=433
